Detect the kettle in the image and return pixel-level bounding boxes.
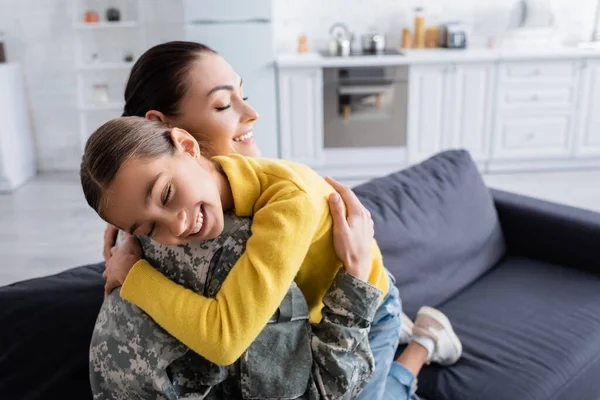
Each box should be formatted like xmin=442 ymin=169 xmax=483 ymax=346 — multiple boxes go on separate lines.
xmin=329 ymin=23 xmax=354 ymax=57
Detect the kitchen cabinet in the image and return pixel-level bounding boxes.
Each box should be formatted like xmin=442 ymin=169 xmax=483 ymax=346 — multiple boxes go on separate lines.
xmin=575 ymin=60 xmax=600 ymax=157
xmin=407 ymin=62 xmax=495 ymax=164
xmin=407 ymin=64 xmax=450 ymax=163
xmin=491 ymin=60 xmax=580 ymax=161
xmin=277 ymin=49 xmax=600 ymax=177
xmin=277 ymin=67 xmax=323 ymax=165
xmin=0 ymin=64 xmax=36 ymax=192
xmin=448 ymin=63 xmax=496 ymax=162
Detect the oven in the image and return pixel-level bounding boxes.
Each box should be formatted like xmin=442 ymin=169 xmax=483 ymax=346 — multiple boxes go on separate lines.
xmin=323 ymin=66 xmax=408 ymax=149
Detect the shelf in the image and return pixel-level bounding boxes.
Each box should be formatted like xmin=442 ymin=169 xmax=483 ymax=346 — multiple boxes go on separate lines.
xmin=73 ymin=21 xmax=139 ymax=30
xmin=77 ymin=62 xmax=135 ymax=71
xmin=79 ymin=102 xmax=124 ymax=111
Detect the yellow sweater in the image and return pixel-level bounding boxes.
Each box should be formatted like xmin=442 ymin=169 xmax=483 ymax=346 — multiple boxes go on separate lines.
xmin=121 ymin=155 xmax=389 ymax=365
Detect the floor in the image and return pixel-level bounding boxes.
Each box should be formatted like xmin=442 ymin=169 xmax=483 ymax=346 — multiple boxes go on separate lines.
xmin=2 ymin=170 xmax=600 ymax=287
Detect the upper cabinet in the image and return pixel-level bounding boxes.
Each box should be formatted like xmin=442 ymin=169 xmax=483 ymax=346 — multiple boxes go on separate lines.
xmin=277 ymin=67 xmax=324 ymax=165
xmin=407 ymin=62 xmax=495 ymax=164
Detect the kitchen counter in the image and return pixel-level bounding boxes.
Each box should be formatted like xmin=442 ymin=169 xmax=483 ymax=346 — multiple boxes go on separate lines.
xmin=276 ymin=46 xmax=600 ymax=68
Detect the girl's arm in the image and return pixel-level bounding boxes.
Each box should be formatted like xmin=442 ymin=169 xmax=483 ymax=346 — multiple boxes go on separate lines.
xmin=119 ymin=187 xmax=320 ymax=366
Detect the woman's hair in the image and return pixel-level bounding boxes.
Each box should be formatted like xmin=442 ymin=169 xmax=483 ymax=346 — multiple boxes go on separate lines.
xmin=123 ymin=41 xmax=216 ymax=118
xmin=80 ymin=116 xmax=208 ymax=218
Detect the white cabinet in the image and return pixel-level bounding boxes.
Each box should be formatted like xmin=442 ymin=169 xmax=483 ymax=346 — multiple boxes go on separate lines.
xmin=407 ymin=63 xmax=495 ymax=164
xmin=277 ymin=67 xmax=323 ymax=165
xmin=407 ymin=64 xmax=449 ymax=163
xmin=575 ymin=60 xmax=600 ymax=157
xmin=491 ymin=60 xmax=580 ymax=162
xmin=492 ymin=114 xmax=574 ymax=159
xmin=448 ymin=63 xmax=496 ymax=162
xmin=0 ymin=64 xmax=36 ymax=192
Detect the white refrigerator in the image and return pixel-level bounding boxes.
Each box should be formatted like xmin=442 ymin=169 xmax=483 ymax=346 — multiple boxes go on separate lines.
xmin=183 ymin=0 xmax=279 ymax=158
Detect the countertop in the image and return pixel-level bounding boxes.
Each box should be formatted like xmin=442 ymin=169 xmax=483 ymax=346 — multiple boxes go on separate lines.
xmin=276 ymin=46 xmax=600 ymax=68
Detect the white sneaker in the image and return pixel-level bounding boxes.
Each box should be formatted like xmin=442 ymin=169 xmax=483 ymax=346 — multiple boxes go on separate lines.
xmin=399 ymin=312 xmax=414 ymax=344
xmin=412 ymin=306 xmax=463 ymax=366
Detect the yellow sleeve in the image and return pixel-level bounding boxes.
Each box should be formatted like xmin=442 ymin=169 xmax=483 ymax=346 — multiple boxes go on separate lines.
xmin=120 ymin=189 xmax=319 ymax=366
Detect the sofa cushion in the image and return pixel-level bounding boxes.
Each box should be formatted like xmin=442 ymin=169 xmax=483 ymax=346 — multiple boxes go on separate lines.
xmin=416 ymin=257 xmax=600 ymax=400
xmin=0 ymin=263 xmax=104 ymax=399
xmin=353 ymin=150 xmax=506 ymax=315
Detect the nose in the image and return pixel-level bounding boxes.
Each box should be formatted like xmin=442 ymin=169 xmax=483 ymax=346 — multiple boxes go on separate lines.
xmin=241 ymin=100 xmax=259 ymax=123
xmin=168 ymin=209 xmax=188 ymax=237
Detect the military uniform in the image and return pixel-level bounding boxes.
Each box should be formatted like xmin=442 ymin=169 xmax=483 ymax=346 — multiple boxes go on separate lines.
xmin=90 ymin=212 xmax=382 ymax=399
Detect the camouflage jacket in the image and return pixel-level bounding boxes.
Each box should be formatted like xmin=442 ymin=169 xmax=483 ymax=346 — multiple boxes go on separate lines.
xmin=90 ymin=212 xmax=382 ymax=400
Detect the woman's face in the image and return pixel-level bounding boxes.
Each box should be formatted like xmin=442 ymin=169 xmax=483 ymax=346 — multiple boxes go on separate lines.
xmin=101 ymin=129 xmax=227 ymax=246
xmin=160 ymin=53 xmax=261 ymax=157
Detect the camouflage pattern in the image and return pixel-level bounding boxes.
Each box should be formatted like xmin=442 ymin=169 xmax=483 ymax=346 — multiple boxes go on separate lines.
xmin=90 ymin=211 xmax=382 ymax=399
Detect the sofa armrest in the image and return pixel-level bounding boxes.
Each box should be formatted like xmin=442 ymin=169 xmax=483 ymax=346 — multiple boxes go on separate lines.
xmin=491 ymin=188 xmax=600 ymax=273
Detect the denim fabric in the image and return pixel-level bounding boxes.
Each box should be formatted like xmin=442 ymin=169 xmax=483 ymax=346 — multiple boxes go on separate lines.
xmin=356 ymin=273 xmax=402 ymax=400
xmin=384 ymin=362 xmax=420 ymax=400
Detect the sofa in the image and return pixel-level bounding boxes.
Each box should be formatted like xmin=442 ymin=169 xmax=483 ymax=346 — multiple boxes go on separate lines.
xmin=2 ymin=149 xmax=600 ymax=400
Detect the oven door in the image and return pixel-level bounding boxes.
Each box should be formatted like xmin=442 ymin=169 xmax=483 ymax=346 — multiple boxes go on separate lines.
xmin=323 ymin=66 xmax=408 ymax=149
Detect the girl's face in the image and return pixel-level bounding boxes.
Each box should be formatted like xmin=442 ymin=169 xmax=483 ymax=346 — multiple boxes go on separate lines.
xmin=101 ymin=129 xmax=228 ymax=246
xmin=155 ymin=53 xmax=261 ymax=158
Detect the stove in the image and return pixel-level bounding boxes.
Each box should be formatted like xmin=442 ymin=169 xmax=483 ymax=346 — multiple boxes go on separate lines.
xmin=319 ymin=49 xmax=404 ymax=57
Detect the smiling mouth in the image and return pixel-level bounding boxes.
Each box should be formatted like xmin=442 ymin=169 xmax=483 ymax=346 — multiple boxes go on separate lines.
xmin=189 ymin=205 xmax=204 ymax=236
xmin=233 ymin=131 xmax=254 ymax=142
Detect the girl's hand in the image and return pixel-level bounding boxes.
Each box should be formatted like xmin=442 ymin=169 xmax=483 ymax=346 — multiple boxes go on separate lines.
xmin=325 ymin=177 xmax=374 ymax=282
xmin=103 ymin=233 xmax=142 ymax=294
xmin=103 ymin=223 xmax=119 ymax=260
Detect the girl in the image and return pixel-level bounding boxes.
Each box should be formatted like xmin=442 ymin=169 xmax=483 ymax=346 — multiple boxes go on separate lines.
xmin=82 ymin=116 xmax=392 ymax=365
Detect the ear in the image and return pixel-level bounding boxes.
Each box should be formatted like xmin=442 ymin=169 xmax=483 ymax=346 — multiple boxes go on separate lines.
xmin=170 ymin=128 xmax=200 ymax=157
xmin=145 ymin=110 xmax=170 ymax=126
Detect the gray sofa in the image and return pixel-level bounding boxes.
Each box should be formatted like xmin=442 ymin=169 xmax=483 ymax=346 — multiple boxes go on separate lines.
xmin=353 ymin=150 xmax=600 ymax=400
xmin=2 ymin=149 xmax=600 ymax=399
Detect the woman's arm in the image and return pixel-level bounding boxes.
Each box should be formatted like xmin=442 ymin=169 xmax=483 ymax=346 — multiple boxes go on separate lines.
xmin=103 ymin=223 xmax=119 ymax=260
xmin=118 ymin=187 xmax=320 ymax=366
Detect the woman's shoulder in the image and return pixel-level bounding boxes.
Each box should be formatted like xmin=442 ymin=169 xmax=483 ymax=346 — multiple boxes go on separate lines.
xmin=129 ymin=213 xmax=252 ymax=293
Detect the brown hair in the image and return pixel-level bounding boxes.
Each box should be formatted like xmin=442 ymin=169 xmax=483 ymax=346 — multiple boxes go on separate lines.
xmin=123 ymin=41 xmax=216 ymax=118
xmin=80 ymin=116 xmax=209 ymax=218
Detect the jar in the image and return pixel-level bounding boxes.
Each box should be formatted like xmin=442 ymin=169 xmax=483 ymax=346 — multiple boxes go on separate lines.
xmin=106 ymin=8 xmax=121 ymax=22
xmin=84 ymin=10 xmax=100 ymax=23
xmin=414 ymin=7 xmax=425 ymax=48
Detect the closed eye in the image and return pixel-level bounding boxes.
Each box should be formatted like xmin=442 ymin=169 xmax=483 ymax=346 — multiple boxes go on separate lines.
xmin=216 ymin=96 xmax=248 ymax=112
xmin=163 ymin=184 xmax=173 ymax=205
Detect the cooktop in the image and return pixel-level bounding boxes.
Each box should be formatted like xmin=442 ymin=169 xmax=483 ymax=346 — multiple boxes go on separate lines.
xmin=319 ymin=49 xmax=404 ymax=57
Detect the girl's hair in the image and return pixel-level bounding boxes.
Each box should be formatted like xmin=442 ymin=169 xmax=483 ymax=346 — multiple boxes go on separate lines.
xmin=123 ymin=41 xmax=216 ymax=118
xmin=80 ymin=116 xmax=209 ymax=218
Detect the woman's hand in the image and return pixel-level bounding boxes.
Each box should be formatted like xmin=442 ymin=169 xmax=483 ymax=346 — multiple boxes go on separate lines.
xmin=325 ymin=177 xmax=374 ymax=282
xmin=103 ymin=223 xmax=119 ymax=260
xmin=103 ymin=233 xmax=142 ymax=294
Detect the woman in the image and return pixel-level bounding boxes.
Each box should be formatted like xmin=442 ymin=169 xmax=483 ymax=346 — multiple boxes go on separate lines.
xmin=100 ymin=41 xmax=462 ymax=399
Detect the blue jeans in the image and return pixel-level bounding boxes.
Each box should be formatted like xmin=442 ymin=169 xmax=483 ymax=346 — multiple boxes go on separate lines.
xmin=357 ymin=272 xmax=418 ymax=400
xmin=383 ymin=362 xmax=420 ymax=400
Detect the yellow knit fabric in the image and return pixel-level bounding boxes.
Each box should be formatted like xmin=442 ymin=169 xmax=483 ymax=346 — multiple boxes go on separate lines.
xmin=121 ymin=155 xmax=389 ymax=365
